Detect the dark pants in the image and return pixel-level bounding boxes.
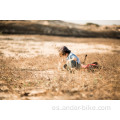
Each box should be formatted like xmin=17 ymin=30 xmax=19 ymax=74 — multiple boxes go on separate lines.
xmin=63 ymin=60 xmax=80 ymax=71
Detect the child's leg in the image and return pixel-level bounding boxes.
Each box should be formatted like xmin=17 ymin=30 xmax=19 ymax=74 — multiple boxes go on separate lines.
xmin=77 ymin=63 xmax=81 ymax=70
xmin=64 ymin=60 xmax=80 ymax=72
xmin=67 ymin=60 xmax=79 ymax=73
xmin=67 ymin=60 xmax=76 ymax=68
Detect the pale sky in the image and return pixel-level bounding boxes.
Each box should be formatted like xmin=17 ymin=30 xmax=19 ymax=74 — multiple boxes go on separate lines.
xmin=64 ymin=20 xmax=120 ymax=25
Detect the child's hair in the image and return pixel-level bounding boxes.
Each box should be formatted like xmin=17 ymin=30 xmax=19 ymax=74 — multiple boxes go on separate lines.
xmin=59 ymin=46 xmax=71 ymax=56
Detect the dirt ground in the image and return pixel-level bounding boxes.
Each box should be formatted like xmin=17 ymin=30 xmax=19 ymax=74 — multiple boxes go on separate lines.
xmin=0 ymin=35 xmax=120 ymax=100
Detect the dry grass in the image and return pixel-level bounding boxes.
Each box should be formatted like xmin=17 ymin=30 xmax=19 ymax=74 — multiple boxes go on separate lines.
xmin=0 ymin=35 xmax=120 ymax=100
xmin=0 ymin=53 xmax=120 ymax=100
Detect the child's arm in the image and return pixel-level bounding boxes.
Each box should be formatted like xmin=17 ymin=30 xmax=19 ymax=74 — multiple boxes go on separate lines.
xmin=58 ymin=58 xmax=66 ymax=71
xmin=67 ymin=56 xmax=77 ymax=63
xmin=71 ymin=57 xmax=77 ymax=61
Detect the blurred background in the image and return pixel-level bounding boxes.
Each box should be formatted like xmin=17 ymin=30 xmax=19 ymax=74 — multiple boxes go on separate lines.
xmin=0 ymin=20 xmax=120 ymax=38
xmin=65 ymin=20 xmax=120 ymax=25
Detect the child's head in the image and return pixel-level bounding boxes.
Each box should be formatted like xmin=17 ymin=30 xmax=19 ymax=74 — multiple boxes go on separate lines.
xmin=59 ymin=46 xmax=71 ymax=57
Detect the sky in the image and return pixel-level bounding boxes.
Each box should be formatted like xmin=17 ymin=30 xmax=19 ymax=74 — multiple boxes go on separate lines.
xmin=64 ymin=20 xmax=120 ymax=25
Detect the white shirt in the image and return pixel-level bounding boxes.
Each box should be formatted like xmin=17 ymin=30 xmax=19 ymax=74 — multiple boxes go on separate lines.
xmin=66 ymin=52 xmax=81 ymax=64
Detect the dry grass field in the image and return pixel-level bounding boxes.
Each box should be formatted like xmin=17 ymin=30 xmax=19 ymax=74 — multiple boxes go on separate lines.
xmin=0 ymin=35 xmax=120 ymax=100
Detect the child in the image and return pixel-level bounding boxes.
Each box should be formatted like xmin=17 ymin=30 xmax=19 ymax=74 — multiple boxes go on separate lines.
xmin=59 ymin=46 xmax=81 ymax=72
